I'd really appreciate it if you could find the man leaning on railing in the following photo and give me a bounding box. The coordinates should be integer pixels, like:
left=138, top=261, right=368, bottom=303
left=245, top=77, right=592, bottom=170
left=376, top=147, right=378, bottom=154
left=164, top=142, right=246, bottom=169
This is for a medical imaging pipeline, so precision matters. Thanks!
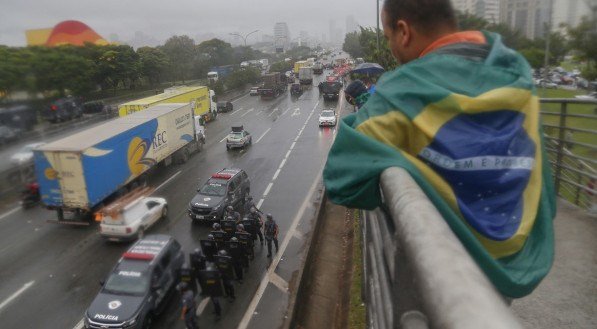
left=323, top=0, right=556, bottom=299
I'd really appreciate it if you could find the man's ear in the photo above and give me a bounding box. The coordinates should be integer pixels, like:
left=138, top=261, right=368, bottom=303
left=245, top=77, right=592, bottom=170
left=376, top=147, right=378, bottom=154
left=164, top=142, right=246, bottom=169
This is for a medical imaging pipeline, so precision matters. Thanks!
left=396, top=20, right=411, bottom=47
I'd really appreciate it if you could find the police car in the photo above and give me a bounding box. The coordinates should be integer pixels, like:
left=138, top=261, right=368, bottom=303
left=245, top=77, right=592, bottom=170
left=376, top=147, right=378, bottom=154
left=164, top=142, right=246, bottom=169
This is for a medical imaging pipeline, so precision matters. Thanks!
left=226, top=125, right=252, bottom=150
left=188, top=168, right=250, bottom=223
left=84, top=235, right=184, bottom=329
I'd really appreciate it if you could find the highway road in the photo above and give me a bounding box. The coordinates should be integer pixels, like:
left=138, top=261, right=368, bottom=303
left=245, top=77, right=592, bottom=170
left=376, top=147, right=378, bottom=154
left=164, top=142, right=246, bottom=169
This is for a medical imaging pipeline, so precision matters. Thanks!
left=0, top=69, right=348, bottom=329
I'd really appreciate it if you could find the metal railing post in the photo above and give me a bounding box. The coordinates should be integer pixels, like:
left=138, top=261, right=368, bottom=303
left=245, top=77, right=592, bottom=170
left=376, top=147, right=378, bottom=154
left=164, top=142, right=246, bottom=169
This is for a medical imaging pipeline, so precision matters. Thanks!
left=554, top=101, right=568, bottom=195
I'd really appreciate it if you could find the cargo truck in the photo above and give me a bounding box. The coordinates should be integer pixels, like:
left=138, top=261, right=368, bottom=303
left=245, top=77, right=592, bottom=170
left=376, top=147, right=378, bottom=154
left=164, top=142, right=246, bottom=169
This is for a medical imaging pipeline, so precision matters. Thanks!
left=293, top=60, right=309, bottom=75
left=258, top=72, right=286, bottom=99
left=118, top=86, right=218, bottom=123
left=207, top=65, right=235, bottom=83
left=34, top=103, right=203, bottom=224
left=312, top=62, right=324, bottom=75
left=299, top=67, right=313, bottom=85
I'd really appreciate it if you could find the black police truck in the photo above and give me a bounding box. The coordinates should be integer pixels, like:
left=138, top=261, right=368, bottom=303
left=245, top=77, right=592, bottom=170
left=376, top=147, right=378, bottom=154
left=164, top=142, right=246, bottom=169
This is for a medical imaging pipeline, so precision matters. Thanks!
left=188, top=168, right=250, bottom=223
left=84, top=235, right=184, bottom=329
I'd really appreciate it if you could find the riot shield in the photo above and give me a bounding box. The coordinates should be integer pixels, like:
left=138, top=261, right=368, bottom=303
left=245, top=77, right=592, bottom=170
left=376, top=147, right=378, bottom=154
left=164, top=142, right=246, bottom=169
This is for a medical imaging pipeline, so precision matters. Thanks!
left=215, top=255, right=235, bottom=280
left=226, top=240, right=249, bottom=268
left=235, top=231, right=255, bottom=260
left=220, top=220, right=236, bottom=238
left=200, top=239, right=218, bottom=262
left=241, top=218, right=256, bottom=237
left=189, top=250, right=206, bottom=276
left=198, top=268, right=224, bottom=297
left=179, top=264, right=197, bottom=294
left=211, top=230, right=227, bottom=247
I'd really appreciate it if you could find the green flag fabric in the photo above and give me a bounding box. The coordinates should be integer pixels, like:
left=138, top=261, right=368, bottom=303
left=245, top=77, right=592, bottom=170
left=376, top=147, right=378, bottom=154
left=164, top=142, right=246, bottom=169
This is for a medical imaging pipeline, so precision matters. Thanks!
left=323, top=31, right=555, bottom=298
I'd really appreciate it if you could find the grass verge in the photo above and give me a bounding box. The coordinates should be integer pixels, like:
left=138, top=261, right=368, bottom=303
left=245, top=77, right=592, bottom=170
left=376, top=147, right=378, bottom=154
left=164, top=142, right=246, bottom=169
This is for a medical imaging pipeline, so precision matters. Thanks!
left=348, top=209, right=366, bottom=328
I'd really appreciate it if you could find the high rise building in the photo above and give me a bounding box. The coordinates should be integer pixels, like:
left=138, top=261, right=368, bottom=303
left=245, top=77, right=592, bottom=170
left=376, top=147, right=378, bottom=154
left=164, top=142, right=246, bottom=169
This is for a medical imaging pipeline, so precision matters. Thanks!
left=451, top=0, right=500, bottom=23
left=552, top=0, right=595, bottom=30
left=299, top=30, right=309, bottom=47
left=346, top=15, right=358, bottom=33
left=499, top=0, right=551, bottom=39
left=274, top=22, right=290, bottom=50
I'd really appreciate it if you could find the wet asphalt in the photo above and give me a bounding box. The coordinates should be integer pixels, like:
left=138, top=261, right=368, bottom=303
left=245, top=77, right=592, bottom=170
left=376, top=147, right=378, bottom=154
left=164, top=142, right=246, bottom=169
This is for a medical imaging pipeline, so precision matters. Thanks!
left=0, top=68, right=349, bottom=329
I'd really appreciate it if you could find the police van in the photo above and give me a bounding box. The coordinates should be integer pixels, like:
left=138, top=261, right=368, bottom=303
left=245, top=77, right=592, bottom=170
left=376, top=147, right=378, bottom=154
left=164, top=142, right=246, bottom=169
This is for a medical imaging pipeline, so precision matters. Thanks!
left=84, top=235, right=184, bottom=328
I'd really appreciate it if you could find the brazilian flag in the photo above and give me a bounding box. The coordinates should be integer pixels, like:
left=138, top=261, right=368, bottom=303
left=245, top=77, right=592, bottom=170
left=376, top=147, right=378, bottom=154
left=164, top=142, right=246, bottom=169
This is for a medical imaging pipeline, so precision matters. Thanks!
left=323, top=31, right=555, bottom=298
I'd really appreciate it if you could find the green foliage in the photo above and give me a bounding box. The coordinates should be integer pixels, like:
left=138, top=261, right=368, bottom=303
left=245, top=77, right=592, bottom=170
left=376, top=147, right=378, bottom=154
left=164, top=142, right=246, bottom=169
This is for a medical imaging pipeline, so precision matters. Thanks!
left=196, top=38, right=234, bottom=67
left=137, top=47, right=169, bottom=87
left=224, top=67, right=261, bottom=90
left=519, top=48, right=545, bottom=68
left=567, top=16, right=597, bottom=76
left=162, top=35, right=195, bottom=83
left=342, top=31, right=364, bottom=59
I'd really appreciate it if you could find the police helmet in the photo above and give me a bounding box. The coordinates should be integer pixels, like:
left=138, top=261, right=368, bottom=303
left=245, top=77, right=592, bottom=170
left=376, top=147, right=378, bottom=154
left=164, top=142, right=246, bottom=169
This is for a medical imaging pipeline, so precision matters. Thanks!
left=207, top=234, right=214, bottom=240
left=179, top=282, right=189, bottom=291
left=226, top=216, right=234, bottom=221
left=237, top=224, right=245, bottom=231
left=266, top=213, right=273, bottom=220
left=194, top=248, right=202, bottom=255
left=218, top=249, right=229, bottom=257
left=206, top=264, right=217, bottom=271
left=227, top=205, right=234, bottom=212
left=212, top=223, right=221, bottom=230
left=250, top=206, right=257, bottom=213
left=247, top=195, right=253, bottom=200
left=230, top=237, right=238, bottom=242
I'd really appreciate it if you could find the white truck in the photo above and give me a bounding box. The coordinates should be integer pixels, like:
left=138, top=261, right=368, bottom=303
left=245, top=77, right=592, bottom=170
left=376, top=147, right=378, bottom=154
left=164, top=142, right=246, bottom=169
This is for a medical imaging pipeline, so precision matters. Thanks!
left=299, top=67, right=313, bottom=85
left=34, top=103, right=203, bottom=224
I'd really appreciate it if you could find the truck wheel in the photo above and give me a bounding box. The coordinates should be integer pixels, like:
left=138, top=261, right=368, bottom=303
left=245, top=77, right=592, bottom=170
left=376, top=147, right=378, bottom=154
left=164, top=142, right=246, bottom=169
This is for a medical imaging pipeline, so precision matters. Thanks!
left=161, top=206, right=168, bottom=219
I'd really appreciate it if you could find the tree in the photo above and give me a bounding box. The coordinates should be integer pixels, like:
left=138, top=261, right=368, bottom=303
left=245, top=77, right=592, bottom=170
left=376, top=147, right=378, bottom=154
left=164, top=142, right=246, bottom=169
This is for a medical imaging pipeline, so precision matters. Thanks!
left=567, top=16, right=597, bottom=79
left=196, top=38, right=234, bottom=67
left=519, top=48, right=545, bottom=68
left=343, top=31, right=364, bottom=59
left=0, top=47, right=30, bottom=98
left=270, top=60, right=292, bottom=73
left=29, top=47, right=95, bottom=96
left=163, top=35, right=196, bottom=83
left=137, top=47, right=169, bottom=87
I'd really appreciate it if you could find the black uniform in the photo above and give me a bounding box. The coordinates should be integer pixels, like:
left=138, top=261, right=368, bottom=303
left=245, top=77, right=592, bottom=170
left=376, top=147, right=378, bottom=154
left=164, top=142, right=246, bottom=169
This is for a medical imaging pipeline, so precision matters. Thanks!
left=264, top=217, right=279, bottom=258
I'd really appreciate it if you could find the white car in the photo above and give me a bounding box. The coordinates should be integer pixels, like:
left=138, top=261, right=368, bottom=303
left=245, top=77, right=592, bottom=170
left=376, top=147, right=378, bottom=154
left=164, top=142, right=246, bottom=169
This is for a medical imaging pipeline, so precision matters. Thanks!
left=250, top=86, right=259, bottom=96
left=318, top=109, right=337, bottom=127
left=575, top=92, right=597, bottom=100
left=99, top=196, right=168, bottom=242
left=10, top=142, right=46, bottom=166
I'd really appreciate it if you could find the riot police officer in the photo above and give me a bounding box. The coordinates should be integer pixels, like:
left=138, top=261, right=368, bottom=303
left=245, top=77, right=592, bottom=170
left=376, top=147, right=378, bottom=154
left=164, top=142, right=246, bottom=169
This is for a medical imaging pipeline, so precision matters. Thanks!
left=246, top=207, right=264, bottom=245
left=216, top=250, right=236, bottom=301
left=227, top=237, right=245, bottom=282
left=180, top=282, right=199, bottom=329
left=220, top=216, right=237, bottom=239
left=264, top=213, right=279, bottom=258
left=189, top=248, right=206, bottom=293
left=211, top=222, right=227, bottom=246
left=199, top=264, right=223, bottom=320
left=225, top=205, right=242, bottom=224
left=243, top=195, right=259, bottom=215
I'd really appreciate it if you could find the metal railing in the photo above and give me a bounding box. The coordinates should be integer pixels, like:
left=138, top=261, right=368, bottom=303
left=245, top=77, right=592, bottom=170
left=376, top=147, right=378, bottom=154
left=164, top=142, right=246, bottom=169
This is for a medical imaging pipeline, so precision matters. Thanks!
left=362, top=167, right=522, bottom=329
left=540, top=98, right=597, bottom=210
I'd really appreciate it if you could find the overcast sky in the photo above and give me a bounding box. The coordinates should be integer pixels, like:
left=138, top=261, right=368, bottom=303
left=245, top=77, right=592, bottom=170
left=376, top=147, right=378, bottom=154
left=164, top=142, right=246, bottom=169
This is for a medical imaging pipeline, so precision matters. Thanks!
left=0, top=0, right=379, bottom=47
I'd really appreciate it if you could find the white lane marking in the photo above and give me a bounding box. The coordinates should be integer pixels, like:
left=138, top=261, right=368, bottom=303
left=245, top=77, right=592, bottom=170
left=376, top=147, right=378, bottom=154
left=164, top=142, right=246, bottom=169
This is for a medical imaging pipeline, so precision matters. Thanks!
left=290, top=142, right=296, bottom=150
left=270, top=272, right=289, bottom=292
left=272, top=168, right=281, bottom=181
left=230, top=108, right=243, bottom=115
left=256, top=199, right=264, bottom=209
left=240, top=108, right=254, bottom=117
left=263, top=183, right=273, bottom=197
left=291, top=108, right=301, bottom=117
left=219, top=135, right=229, bottom=143
left=0, top=207, right=20, bottom=223
left=282, top=108, right=290, bottom=116
left=231, top=94, right=250, bottom=103
left=197, top=297, right=210, bottom=316
left=0, top=281, right=35, bottom=312
left=72, top=318, right=84, bottom=329
left=237, top=174, right=322, bottom=329
left=285, top=150, right=291, bottom=159
left=279, top=159, right=287, bottom=169
left=155, top=170, right=181, bottom=192
left=268, top=108, right=279, bottom=117
left=255, top=128, right=271, bottom=144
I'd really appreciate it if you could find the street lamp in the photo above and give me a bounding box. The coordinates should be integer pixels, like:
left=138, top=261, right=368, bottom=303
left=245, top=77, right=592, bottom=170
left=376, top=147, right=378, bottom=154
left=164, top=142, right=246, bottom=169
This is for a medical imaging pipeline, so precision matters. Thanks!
left=229, top=30, right=260, bottom=47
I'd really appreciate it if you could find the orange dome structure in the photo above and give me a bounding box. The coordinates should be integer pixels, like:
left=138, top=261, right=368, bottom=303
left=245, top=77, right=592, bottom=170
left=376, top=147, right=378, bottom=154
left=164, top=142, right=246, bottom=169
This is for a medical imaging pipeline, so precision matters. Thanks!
left=29, top=20, right=108, bottom=47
